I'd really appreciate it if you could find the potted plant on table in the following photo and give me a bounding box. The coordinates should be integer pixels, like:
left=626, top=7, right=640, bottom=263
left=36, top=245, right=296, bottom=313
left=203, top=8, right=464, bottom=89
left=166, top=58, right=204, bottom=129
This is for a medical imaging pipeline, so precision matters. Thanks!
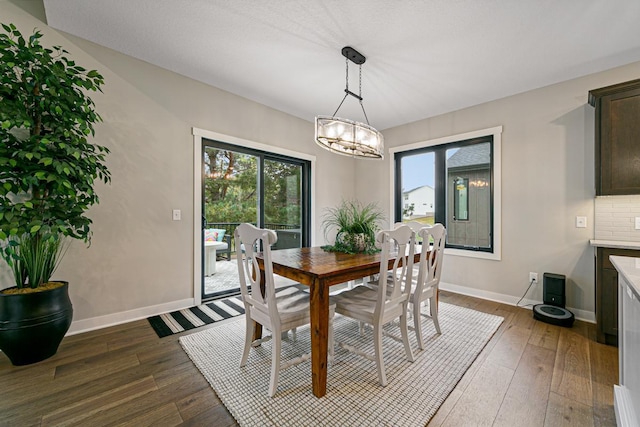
left=321, top=199, right=385, bottom=254
left=0, top=23, right=110, bottom=365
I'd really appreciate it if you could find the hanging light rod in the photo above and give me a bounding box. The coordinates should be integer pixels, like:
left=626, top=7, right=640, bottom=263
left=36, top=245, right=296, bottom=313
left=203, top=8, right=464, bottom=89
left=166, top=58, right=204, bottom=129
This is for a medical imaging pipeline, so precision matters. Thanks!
left=315, top=46, right=384, bottom=159
left=341, top=47, right=365, bottom=100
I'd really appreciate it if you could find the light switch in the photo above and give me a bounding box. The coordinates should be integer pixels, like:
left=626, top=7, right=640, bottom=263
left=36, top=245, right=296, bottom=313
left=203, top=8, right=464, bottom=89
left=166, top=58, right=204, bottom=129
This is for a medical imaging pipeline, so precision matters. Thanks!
left=575, top=216, right=587, bottom=228
left=635, top=217, right=640, bottom=230
left=172, top=209, right=181, bottom=221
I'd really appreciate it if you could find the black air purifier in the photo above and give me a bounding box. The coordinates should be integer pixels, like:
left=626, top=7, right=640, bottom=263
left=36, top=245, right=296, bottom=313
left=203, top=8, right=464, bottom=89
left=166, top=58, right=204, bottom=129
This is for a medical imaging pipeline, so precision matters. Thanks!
left=532, top=273, right=575, bottom=327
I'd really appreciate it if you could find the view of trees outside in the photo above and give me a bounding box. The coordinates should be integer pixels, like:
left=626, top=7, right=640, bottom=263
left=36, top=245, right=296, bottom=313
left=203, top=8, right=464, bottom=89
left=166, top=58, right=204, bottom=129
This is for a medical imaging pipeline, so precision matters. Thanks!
left=203, top=147, right=301, bottom=228
left=264, top=159, right=302, bottom=227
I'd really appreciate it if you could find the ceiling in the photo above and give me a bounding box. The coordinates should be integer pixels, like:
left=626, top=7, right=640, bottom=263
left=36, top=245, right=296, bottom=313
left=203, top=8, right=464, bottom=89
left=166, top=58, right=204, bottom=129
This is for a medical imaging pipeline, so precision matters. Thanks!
left=42, top=0, right=640, bottom=131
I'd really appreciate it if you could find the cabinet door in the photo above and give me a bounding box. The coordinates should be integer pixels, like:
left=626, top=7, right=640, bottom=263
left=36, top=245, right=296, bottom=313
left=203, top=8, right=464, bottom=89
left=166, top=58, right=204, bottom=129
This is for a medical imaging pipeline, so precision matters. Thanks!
left=601, top=267, right=619, bottom=339
left=595, top=247, right=637, bottom=346
left=599, top=88, right=640, bottom=195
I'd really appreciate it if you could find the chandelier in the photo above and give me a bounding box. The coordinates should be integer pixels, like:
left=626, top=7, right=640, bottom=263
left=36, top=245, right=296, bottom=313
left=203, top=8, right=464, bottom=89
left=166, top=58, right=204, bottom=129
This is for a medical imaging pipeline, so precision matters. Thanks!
left=315, top=46, right=384, bottom=159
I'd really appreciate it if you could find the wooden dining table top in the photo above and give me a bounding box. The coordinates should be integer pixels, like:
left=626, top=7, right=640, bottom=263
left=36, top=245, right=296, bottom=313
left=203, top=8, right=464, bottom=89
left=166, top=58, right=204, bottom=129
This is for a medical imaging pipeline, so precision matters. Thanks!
left=253, top=246, right=402, bottom=302
left=258, top=245, right=427, bottom=286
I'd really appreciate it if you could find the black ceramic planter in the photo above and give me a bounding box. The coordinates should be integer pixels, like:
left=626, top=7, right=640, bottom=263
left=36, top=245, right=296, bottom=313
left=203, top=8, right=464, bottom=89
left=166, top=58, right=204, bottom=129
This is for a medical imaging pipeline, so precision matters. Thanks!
left=0, top=281, right=73, bottom=365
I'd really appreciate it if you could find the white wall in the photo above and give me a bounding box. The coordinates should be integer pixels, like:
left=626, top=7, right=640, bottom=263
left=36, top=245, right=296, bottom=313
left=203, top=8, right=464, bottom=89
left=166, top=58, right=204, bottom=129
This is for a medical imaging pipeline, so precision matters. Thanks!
left=356, top=60, right=640, bottom=320
left=0, top=1, right=356, bottom=332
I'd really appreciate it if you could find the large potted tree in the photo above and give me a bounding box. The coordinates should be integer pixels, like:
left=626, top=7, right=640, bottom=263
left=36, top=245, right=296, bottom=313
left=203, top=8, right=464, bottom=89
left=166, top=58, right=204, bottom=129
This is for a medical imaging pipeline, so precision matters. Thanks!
left=0, top=23, right=110, bottom=365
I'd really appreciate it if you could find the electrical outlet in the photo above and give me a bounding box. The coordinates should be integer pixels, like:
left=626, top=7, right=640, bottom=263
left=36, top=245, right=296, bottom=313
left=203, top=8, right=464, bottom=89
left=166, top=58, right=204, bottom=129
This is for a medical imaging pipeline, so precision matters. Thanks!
left=529, top=272, right=538, bottom=283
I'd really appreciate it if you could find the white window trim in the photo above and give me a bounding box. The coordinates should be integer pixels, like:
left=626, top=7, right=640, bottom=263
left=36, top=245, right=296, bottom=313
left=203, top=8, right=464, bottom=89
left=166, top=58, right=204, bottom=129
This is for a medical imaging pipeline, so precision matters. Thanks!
left=192, top=127, right=317, bottom=305
left=389, top=126, right=502, bottom=261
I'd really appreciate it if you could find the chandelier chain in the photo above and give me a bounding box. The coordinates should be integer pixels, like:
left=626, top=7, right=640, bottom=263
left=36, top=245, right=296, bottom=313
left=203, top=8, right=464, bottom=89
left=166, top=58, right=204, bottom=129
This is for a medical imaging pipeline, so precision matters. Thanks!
left=358, top=64, right=370, bottom=125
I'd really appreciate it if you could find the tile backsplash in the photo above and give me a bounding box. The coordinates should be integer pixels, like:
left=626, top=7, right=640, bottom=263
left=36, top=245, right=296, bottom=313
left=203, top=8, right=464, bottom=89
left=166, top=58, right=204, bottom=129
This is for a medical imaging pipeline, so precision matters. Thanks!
left=595, top=195, right=640, bottom=242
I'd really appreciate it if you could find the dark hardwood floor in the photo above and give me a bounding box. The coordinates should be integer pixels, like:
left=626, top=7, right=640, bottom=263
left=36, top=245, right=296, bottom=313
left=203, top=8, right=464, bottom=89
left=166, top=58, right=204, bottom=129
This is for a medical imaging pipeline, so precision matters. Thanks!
left=0, top=291, right=617, bottom=426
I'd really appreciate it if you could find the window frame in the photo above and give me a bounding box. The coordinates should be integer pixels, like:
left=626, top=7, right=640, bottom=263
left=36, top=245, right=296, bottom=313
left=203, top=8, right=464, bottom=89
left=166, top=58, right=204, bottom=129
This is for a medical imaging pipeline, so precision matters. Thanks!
left=389, top=126, right=502, bottom=261
left=192, top=127, right=317, bottom=306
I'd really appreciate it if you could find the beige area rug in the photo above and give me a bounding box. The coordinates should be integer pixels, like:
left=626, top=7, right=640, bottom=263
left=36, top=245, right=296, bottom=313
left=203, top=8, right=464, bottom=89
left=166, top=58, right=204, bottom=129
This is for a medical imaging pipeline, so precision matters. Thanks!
left=179, top=302, right=503, bottom=427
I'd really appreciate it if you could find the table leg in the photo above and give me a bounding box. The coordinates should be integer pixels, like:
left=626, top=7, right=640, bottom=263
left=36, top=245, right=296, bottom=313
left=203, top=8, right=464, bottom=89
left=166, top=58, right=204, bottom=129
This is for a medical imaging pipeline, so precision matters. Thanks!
left=210, top=248, right=217, bottom=274
left=309, top=277, right=330, bottom=397
left=204, top=246, right=218, bottom=276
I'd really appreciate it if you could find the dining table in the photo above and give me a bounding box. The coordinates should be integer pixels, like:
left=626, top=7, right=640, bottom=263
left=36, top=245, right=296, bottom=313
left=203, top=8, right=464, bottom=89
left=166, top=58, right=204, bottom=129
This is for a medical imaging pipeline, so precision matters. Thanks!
left=255, top=245, right=427, bottom=398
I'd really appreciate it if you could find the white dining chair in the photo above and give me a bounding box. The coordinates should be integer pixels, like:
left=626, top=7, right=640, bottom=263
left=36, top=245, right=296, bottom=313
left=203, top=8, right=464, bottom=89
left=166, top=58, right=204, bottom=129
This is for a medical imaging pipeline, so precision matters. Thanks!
left=331, top=225, right=415, bottom=387
left=235, top=223, right=335, bottom=397
left=388, top=222, right=446, bottom=348
left=411, top=224, right=446, bottom=349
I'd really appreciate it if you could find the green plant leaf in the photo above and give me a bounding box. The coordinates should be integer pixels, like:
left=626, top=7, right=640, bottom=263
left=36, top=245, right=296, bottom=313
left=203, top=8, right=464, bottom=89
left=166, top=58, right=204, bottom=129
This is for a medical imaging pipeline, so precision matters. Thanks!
left=0, top=23, right=110, bottom=288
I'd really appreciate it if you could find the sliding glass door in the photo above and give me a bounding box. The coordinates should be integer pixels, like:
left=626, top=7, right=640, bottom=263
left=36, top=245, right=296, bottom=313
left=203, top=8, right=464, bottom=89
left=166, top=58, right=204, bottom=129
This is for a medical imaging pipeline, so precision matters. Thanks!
left=202, top=139, right=310, bottom=300
left=264, top=158, right=305, bottom=250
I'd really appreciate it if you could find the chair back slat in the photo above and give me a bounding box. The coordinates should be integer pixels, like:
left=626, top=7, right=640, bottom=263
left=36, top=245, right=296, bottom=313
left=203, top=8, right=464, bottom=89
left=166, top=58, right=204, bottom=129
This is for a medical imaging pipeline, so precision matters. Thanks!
left=235, top=223, right=279, bottom=321
left=394, top=221, right=426, bottom=266
left=375, top=225, right=415, bottom=316
left=415, top=224, right=446, bottom=297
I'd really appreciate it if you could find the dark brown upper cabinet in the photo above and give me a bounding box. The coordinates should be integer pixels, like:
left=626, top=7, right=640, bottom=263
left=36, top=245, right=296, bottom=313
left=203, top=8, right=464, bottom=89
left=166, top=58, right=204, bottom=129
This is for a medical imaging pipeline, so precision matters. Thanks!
left=589, top=79, right=640, bottom=195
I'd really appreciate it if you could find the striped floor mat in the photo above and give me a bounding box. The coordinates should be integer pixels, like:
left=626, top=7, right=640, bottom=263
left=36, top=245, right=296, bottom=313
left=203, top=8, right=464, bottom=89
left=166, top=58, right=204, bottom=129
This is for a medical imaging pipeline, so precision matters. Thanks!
left=147, top=296, right=245, bottom=338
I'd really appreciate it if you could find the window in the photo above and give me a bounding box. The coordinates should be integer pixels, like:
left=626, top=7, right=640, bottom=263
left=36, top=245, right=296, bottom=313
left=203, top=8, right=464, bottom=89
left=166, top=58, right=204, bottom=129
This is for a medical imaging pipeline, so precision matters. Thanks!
left=453, top=177, right=469, bottom=221
left=392, top=127, right=502, bottom=259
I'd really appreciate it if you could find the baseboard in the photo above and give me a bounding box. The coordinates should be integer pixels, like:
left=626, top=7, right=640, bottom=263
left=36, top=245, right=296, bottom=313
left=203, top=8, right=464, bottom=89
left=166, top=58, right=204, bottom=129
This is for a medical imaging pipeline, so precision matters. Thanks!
left=67, top=298, right=195, bottom=336
left=66, top=281, right=595, bottom=336
left=439, top=281, right=596, bottom=323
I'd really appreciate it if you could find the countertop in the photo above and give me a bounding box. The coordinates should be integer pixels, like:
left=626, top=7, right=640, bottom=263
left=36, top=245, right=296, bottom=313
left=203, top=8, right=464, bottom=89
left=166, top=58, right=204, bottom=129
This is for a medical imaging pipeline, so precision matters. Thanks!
left=590, top=239, right=640, bottom=250
left=610, top=256, right=640, bottom=298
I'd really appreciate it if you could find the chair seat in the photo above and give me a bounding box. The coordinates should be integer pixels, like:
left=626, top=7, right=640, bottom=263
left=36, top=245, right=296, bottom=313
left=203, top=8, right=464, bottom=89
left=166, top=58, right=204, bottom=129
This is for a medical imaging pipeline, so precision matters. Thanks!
left=248, top=284, right=337, bottom=335
left=274, top=285, right=333, bottom=323
left=408, top=281, right=436, bottom=304
left=331, top=285, right=405, bottom=321
left=377, top=275, right=436, bottom=294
